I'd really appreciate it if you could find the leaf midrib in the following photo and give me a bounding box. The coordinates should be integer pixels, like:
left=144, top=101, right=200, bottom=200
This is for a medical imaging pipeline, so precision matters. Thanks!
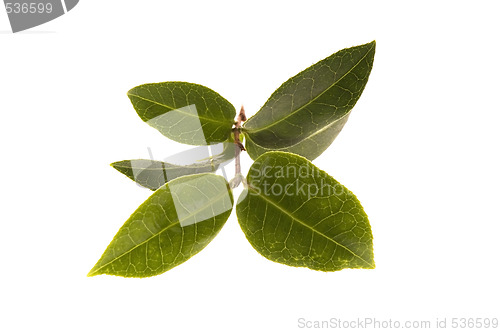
left=88, top=188, right=230, bottom=276
left=247, top=186, right=374, bottom=268
left=128, top=93, right=232, bottom=126
left=244, top=110, right=350, bottom=150
left=112, top=160, right=220, bottom=172
left=244, top=42, right=374, bottom=134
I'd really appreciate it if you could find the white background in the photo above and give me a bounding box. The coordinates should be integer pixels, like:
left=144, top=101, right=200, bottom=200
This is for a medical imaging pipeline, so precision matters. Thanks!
left=1, top=1, right=499, bottom=331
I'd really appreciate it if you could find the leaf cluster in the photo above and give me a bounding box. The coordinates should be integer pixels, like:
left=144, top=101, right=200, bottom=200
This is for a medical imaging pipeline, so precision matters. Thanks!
left=88, top=41, right=376, bottom=277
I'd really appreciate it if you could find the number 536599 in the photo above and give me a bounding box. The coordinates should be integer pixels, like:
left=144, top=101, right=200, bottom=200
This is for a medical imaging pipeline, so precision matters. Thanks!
left=5, top=2, right=53, bottom=14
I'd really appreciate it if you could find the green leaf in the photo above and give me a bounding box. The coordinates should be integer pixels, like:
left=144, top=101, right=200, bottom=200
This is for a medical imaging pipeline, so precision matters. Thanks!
left=88, top=174, right=234, bottom=278
left=242, top=41, right=375, bottom=160
left=128, top=82, right=236, bottom=145
left=236, top=152, right=374, bottom=271
left=111, top=143, right=238, bottom=190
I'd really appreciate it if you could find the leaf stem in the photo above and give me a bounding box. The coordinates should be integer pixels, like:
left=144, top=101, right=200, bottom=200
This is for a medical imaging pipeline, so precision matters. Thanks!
left=230, top=106, right=246, bottom=188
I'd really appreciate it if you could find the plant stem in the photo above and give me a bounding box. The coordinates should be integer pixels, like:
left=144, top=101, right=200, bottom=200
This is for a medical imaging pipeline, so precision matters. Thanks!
left=230, top=106, right=246, bottom=188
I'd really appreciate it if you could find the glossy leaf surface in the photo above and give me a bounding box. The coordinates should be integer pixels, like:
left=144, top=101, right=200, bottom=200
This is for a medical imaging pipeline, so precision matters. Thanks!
left=243, top=41, right=375, bottom=160
left=128, top=82, right=236, bottom=145
left=236, top=152, right=374, bottom=271
left=111, top=143, right=238, bottom=190
left=88, top=174, right=233, bottom=278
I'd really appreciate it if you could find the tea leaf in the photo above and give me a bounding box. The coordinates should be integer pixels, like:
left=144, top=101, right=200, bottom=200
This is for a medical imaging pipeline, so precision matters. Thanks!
left=111, top=143, right=238, bottom=190
left=243, top=41, right=375, bottom=160
left=236, top=152, right=374, bottom=271
left=128, top=82, right=236, bottom=145
left=88, top=174, right=233, bottom=278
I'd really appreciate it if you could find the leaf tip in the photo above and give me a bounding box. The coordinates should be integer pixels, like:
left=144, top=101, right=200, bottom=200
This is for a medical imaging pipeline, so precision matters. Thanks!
left=109, top=161, right=121, bottom=169
left=364, top=40, right=376, bottom=52
left=86, top=268, right=98, bottom=277
left=110, top=160, right=131, bottom=172
left=125, top=86, right=136, bottom=97
left=87, top=262, right=103, bottom=277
